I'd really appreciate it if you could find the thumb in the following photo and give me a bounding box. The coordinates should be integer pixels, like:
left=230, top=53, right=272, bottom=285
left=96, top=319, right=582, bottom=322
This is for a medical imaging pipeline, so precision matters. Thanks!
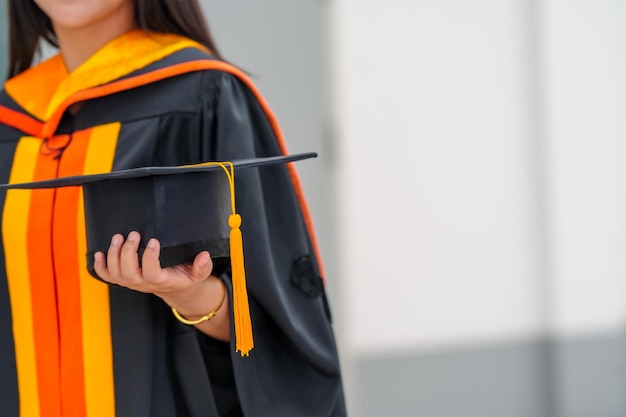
left=190, top=251, right=213, bottom=282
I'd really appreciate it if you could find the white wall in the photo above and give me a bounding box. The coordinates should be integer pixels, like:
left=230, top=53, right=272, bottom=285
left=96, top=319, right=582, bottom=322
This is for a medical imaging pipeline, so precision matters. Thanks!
left=332, top=0, right=543, bottom=354
left=331, top=0, right=626, bottom=356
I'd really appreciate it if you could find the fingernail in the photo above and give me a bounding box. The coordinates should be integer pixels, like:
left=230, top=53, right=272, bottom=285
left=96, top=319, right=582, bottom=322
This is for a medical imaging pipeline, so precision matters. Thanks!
left=111, top=234, right=123, bottom=246
left=128, top=231, right=139, bottom=242
left=147, top=238, right=157, bottom=249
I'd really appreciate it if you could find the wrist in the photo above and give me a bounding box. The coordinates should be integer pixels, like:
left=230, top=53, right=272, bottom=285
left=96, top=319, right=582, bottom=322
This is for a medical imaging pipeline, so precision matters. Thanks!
left=161, top=276, right=226, bottom=321
left=172, top=278, right=226, bottom=324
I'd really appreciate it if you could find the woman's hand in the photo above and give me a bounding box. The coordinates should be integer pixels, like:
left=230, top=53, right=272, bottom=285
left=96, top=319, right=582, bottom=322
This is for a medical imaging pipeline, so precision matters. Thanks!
left=93, top=231, right=230, bottom=341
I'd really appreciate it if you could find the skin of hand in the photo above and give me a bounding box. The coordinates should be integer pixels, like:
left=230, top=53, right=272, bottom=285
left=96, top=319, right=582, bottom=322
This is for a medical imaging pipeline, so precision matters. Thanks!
left=93, top=231, right=231, bottom=341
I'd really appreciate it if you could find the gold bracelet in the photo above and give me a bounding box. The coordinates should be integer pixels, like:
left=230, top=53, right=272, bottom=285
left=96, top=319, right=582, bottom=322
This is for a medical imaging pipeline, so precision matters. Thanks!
left=171, top=279, right=226, bottom=325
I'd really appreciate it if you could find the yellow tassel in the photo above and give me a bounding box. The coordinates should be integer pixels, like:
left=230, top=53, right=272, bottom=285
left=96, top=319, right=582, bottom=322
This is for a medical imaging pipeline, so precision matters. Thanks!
left=181, top=160, right=254, bottom=356
left=229, top=213, right=254, bottom=356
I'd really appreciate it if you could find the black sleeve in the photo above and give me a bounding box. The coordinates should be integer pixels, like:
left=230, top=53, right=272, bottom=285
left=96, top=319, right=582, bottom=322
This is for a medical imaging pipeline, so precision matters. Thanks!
left=195, top=70, right=345, bottom=417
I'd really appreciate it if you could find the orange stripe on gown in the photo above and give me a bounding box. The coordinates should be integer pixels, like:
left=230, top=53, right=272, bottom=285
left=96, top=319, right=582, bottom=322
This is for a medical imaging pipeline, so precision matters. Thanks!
left=50, top=124, right=120, bottom=417
left=54, top=130, right=90, bottom=417
left=27, top=136, right=66, bottom=417
left=77, top=123, right=120, bottom=417
left=2, top=137, right=45, bottom=417
left=3, top=123, right=120, bottom=417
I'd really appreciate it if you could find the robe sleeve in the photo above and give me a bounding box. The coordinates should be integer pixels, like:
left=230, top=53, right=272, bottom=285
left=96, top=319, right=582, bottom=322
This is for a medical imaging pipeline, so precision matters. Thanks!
left=194, top=70, right=346, bottom=417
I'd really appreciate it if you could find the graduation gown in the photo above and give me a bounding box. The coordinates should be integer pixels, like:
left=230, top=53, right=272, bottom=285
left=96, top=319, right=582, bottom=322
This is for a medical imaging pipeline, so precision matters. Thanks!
left=0, top=30, right=345, bottom=417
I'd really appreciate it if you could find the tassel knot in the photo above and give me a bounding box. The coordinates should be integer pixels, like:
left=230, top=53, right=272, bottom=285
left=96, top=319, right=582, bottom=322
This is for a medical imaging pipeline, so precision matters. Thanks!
left=229, top=213, right=242, bottom=228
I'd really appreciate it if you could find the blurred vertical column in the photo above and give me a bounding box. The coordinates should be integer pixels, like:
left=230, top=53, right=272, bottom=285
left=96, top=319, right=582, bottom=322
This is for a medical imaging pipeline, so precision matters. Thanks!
left=539, top=1, right=626, bottom=415
left=540, top=0, right=626, bottom=342
left=0, top=0, right=7, bottom=81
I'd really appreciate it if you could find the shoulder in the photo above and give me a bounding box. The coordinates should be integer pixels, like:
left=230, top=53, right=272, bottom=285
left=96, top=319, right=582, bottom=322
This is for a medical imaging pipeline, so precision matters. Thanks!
left=125, top=47, right=250, bottom=89
left=117, top=47, right=260, bottom=106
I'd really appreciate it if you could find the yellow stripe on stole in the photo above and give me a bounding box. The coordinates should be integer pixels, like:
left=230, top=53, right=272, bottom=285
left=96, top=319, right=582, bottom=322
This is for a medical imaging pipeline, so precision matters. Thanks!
left=77, top=123, right=120, bottom=417
left=2, top=137, right=42, bottom=417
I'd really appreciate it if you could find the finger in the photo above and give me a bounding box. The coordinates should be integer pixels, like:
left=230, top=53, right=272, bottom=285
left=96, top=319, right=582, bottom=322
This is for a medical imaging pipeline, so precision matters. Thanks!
left=189, top=251, right=213, bottom=282
left=93, top=251, right=113, bottom=283
left=141, top=238, right=163, bottom=281
left=120, top=231, right=142, bottom=278
left=105, top=233, right=124, bottom=278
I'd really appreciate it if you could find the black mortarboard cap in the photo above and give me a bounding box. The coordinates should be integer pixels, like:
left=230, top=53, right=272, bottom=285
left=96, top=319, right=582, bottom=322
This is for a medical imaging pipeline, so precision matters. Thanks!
left=0, top=151, right=317, bottom=356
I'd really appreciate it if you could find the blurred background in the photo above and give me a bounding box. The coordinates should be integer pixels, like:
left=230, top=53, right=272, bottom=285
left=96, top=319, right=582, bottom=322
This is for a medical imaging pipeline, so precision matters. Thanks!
left=3, top=1, right=626, bottom=416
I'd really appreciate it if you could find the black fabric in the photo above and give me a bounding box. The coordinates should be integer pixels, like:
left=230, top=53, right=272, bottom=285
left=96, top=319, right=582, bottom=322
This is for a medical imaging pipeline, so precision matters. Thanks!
left=199, top=334, right=243, bottom=417
left=291, top=255, right=324, bottom=297
left=0, top=90, right=30, bottom=115
left=0, top=135, right=18, bottom=416
left=0, top=119, right=25, bottom=142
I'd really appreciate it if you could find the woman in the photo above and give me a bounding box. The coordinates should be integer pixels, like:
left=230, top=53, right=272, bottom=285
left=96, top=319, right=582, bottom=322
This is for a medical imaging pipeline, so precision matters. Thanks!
left=0, top=0, right=346, bottom=416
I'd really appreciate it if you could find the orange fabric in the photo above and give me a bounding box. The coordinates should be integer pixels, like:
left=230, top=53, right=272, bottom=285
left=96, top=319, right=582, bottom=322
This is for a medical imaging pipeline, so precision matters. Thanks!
left=5, top=31, right=208, bottom=122
left=2, top=137, right=44, bottom=417
left=27, top=140, right=62, bottom=417
left=3, top=56, right=67, bottom=122
left=0, top=106, right=44, bottom=137
left=77, top=123, right=120, bottom=417
left=54, top=129, right=92, bottom=417
left=4, top=127, right=120, bottom=417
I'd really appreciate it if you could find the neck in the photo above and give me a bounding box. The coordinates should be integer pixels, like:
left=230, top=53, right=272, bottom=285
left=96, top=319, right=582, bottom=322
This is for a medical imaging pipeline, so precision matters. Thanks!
left=54, top=9, right=137, bottom=73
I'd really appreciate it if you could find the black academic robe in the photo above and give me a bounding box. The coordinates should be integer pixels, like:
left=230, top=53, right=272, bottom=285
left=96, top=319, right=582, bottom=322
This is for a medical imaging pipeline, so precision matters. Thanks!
left=0, top=31, right=345, bottom=417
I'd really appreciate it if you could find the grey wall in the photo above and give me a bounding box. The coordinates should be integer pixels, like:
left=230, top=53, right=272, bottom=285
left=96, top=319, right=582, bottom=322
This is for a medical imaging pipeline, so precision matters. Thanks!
left=358, top=331, right=626, bottom=417
left=0, top=0, right=7, bottom=81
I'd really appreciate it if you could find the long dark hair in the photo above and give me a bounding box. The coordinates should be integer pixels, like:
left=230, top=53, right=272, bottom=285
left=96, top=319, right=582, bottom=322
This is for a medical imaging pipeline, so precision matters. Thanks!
left=7, top=0, right=223, bottom=78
